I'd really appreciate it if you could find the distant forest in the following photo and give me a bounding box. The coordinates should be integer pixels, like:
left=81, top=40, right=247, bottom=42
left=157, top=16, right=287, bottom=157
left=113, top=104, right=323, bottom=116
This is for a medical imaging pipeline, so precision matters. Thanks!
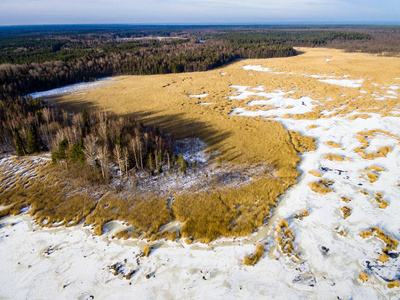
left=0, top=25, right=399, bottom=161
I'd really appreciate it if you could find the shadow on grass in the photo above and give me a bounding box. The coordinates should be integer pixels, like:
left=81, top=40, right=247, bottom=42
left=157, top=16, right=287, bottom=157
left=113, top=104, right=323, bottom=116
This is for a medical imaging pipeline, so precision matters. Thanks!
left=49, top=96, right=236, bottom=160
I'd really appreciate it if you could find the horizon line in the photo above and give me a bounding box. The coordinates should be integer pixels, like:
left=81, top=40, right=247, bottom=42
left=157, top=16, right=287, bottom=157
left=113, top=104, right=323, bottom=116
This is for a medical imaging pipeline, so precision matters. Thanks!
left=1, top=22, right=400, bottom=28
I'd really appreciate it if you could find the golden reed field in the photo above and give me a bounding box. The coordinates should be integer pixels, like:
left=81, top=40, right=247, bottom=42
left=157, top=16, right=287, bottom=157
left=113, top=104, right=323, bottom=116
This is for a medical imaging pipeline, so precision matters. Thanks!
left=2, top=47, right=400, bottom=242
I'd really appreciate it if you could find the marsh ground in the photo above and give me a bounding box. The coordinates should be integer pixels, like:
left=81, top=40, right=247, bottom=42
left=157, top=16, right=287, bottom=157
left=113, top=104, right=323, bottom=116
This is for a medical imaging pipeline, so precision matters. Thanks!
left=1, top=47, right=400, bottom=298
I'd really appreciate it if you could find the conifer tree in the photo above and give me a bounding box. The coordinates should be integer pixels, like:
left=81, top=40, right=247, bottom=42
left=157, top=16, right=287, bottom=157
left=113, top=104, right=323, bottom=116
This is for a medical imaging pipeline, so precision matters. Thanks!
left=26, top=126, right=39, bottom=154
left=14, top=130, right=25, bottom=156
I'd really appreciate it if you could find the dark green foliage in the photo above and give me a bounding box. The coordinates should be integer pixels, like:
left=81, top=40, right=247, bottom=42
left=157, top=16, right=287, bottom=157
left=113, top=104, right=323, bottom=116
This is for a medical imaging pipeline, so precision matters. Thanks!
left=69, top=139, right=85, bottom=164
left=14, top=130, right=25, bottom=156
left=26, top=126, right=39, bottom=154
left=82, top=107, right=90, bottom=132
left=177, top=153, right=188, bottom=175
left=52, top=139, right=68, bottom=162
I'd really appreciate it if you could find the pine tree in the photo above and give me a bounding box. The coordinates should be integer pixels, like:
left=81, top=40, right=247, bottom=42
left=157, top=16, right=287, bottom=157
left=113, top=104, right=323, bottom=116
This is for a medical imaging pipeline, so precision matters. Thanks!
left=14, top=130, right=25, bottom=156
left=26, top=126, right=39, bottom=154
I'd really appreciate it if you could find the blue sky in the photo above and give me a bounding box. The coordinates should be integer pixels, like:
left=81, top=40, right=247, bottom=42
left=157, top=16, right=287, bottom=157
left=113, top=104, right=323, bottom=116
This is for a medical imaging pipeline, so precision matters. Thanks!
left=0, top=0, right=399, bottom=25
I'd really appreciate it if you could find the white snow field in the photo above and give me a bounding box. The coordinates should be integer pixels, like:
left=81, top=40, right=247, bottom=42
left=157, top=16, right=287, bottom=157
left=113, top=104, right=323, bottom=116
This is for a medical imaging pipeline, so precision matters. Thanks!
left=27, top=77, right=116, bottom=99
left=1, top=67, right=400, bottom=299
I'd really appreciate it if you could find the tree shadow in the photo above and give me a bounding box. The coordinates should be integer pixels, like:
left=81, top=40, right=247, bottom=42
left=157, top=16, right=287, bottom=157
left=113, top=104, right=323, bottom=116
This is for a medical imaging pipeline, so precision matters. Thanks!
left=48, top=96, right=236, bottom=160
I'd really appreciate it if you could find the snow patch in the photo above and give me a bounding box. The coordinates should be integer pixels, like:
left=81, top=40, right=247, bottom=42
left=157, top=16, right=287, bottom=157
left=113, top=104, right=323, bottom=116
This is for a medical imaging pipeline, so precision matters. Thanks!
left=318, top=78, right=364, bottom=88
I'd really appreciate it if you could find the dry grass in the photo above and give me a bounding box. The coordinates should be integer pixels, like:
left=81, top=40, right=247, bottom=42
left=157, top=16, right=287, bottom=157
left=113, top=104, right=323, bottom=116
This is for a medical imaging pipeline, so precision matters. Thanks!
left=375, top=193, right=389, bottom=209
left=341, top=206, right=352, bottom=219
left=326, top=141, right=342, bottom=148
left=243, top=243, right=265, bottom=266
left=173, top=176, right=291, bottom=242
left=143, top=245, right=151, bottom=257
left=294, top=209, right=309, bottom=221
left=308, top=170, right=322, bottom=177
left=288, top=130, right=316, bottom=154
left=360, top=227, right=399, bottom=251
left=5, top=47, right=400, bottom=242
left=354, top=130, right=400, bottom=160
left=377, top=253, right=390, bottom=263
left=369, top=165, right=386, bottom=172
left=341, top=196, right=351, bottom=203
left=275, top=219, right=298, bottom=258
left=359, top=272, right=371, bottom=283
left=324, top=153, right=344, bottom=162
left=308, top=179, right=334, bottom=194
left=388, top=279, right=400, bottom=288
left=334, top=226, right=347, bottom=237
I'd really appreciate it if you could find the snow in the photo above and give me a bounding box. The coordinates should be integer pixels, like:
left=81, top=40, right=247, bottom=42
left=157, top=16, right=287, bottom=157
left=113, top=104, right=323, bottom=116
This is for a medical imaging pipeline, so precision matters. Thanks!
left=188, top=93, right=208, bottom=98
left=228, top=81, right=400, bottom=298
left=229, top=85, right=318, bottom=117
left=27, top=77, right=115, bottom=99
left=242, top=65, right=270, bottom=72
left=317, top=78, right=364, bottom=88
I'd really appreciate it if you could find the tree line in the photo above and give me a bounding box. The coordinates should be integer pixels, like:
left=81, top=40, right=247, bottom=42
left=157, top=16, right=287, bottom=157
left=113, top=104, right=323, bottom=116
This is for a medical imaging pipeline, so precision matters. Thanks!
left=0, top=96, right=190, bottom=181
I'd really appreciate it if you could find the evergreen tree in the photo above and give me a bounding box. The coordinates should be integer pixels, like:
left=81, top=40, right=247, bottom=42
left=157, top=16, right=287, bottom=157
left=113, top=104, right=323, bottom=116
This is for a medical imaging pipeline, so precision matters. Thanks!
left=14, top=130, right=25, bottom=156
left=26, top=126, right=39, bottom=154
left=69, top=138, right=85, bottom=164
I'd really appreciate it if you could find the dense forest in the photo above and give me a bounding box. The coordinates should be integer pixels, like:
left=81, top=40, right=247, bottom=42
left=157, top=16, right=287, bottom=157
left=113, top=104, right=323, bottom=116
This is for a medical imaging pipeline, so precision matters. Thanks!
left=0, top=25, right=399, bottom=164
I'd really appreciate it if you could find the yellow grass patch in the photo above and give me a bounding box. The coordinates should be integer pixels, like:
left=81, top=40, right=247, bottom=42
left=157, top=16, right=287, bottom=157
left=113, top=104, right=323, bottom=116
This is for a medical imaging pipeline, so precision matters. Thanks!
left=307, top=124, right=318, bottom=129
left=359, top=272, right=371, bottom=283
left=308, top=170, right=322, bottom=177
left=334, top=226, right=347, bottom=237
left=308, top=179, right=334, bottom=194
left=275, top=219, right=298, bottom=258
left=369, top=165, right=386, bottom=172
left=326, top=141, right=342, bottom=148
left=354, top=130, right=400, bottom=160
left=375, top=193, right=389, bottom=209
left=341, top=206, right=352, bottom=219
left=377, top=253, right=390, bottom=263
left=388, top=279, right=400, bottom=288
left=360, top=227, right=399, bottom=251
left=324, top=153, right=344, bottom=162
left=243, top=243, right=265, bottom=266
left=288, top=130, right=316, bottom=154
left=341, top=196, right=351, bottom=203
left=294, top=209, right=309, bottom=221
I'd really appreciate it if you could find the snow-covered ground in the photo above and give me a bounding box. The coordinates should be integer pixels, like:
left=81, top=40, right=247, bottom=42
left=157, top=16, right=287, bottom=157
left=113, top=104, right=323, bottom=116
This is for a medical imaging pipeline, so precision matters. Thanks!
left=27, top=77, right=116, bottom=99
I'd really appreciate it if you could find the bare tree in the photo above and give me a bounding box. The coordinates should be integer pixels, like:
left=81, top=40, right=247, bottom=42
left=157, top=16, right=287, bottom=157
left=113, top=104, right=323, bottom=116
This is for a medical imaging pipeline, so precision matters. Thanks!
left=130, top=138, right=139, bottom=169
left=98, top=145, right=109, bottom=179
left=83, top=134, right=98, bottom=168
left=114, top=144, right=123, bottom=178
left=123, top=147, right=129, bottom=175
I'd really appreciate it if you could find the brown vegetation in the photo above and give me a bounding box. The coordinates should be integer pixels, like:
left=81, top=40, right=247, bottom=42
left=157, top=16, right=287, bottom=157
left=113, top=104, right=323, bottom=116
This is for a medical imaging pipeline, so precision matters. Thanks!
left=308, top=179, right=334, bottom=194
left=360, top=227, right=398, bottom=251
left=308, top=170, right=322, bottom=177
left=243, top=243, right=265, bottom=266
left=354, top=130, right=400, bottom=160
left=326, top=141, right=342, bottom=148
left=294, top=209, right=309, bottom=221
left=275, top=219, right=298, bottom=258
left=324, top=153, right=344, bottom=162
left=341, top=206, right=352, bottom=219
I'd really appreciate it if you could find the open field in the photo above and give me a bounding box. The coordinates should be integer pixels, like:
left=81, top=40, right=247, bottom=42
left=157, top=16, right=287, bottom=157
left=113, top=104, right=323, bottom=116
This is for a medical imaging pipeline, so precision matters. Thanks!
left=1, top=47, right=400, bottom=298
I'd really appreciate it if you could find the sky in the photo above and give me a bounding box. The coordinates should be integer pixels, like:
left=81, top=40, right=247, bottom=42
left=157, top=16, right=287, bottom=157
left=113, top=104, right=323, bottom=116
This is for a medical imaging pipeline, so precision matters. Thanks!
left=0, top=0, right=399, bottom=26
